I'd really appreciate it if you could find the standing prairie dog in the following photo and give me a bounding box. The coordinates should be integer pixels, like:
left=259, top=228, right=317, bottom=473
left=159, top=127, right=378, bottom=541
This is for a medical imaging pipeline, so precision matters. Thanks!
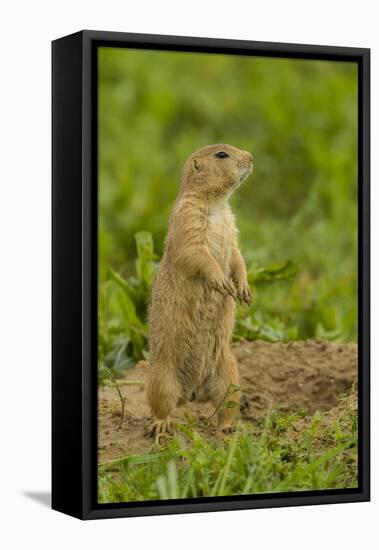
left=145, top=144, right=253, bottom=435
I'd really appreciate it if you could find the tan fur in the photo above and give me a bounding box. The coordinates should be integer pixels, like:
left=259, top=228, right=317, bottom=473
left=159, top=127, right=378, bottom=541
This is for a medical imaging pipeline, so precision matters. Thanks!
left=145, top=144, right=253, bottom=434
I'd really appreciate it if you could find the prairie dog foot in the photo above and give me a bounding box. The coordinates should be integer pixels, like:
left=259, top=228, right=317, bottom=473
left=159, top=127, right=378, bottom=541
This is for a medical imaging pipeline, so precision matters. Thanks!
left=148, top=419, right=172, bottom=438
left=218, top=423, right=236, bottom=435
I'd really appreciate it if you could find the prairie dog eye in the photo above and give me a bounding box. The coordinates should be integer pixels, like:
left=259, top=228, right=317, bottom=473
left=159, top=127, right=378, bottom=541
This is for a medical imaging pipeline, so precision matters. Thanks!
left=214, top=151, right=229, bottom=159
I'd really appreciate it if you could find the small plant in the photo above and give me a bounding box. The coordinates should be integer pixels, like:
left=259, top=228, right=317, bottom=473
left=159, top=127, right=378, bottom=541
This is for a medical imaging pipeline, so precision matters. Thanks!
left=202, top=383, right=243, bottom=427
left=98, top=232, right=158, bottom=376
left=98, top=364, right=126, bottom=429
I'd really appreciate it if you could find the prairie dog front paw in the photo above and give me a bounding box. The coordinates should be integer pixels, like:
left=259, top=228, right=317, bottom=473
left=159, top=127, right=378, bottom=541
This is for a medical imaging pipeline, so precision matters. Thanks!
left=235, top=279, right=253, bottom=305
left=208, top=275, right=236, bottom=299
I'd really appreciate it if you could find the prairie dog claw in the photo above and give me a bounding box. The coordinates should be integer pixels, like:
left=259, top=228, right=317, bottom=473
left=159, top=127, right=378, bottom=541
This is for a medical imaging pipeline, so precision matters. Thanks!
left=148, top=419, right=172, bottom=437
left=234, top=280, right=253, bottom=305
left=209, top=277, right=236, bottom=299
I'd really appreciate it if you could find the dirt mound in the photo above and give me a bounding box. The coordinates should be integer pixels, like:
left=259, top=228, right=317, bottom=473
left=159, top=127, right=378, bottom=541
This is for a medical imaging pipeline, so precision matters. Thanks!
left=234, top=339, right=357, bottom=419
left=98, top=340, right=357, bottom=464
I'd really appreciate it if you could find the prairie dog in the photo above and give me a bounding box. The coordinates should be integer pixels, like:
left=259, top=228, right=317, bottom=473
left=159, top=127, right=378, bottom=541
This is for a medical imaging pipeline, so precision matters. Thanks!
left=145, top=144, right=253, bottom=434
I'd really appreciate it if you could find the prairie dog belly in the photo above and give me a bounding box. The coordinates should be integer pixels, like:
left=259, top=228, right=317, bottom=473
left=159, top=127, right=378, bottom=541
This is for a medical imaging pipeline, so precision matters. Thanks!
left=176, top=203, right=237, bottom=389
left=206, top=203, right=236, bottom=273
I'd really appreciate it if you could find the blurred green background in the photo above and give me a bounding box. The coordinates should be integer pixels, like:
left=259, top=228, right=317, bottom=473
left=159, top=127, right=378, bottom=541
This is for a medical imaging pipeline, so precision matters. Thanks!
left=98, top=47, right=358, bottom=374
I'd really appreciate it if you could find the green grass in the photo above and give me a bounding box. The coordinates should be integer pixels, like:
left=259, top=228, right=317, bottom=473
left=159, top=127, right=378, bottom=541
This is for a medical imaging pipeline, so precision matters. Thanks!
left=98, top=399, right=358, bottom=503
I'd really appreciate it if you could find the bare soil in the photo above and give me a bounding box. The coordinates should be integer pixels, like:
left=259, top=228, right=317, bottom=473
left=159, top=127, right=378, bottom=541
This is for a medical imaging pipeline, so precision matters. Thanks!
left=98, top=340, right=357, bottom=464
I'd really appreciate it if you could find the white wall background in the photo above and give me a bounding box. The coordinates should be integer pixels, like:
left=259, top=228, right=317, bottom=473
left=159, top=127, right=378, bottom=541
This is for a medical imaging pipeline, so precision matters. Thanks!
left=0, top=1, right=376, bottom=548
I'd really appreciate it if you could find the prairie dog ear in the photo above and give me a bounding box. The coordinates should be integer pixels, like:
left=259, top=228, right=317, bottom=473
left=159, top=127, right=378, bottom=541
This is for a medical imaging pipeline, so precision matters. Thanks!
left=193, top=158, right=201, bottom=172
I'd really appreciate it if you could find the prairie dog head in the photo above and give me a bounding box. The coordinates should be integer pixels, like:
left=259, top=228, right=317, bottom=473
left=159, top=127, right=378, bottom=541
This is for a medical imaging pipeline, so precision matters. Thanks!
left=180, top=144, right=253, bottom=200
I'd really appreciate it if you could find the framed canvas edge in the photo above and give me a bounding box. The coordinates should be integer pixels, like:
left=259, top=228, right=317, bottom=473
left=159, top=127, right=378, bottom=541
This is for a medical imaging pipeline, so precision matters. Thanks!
left=52, top=30, right=370, bottom=520
left=57, top=29, right=371, bottom=58
left=52, top=31, right=85, bottom=519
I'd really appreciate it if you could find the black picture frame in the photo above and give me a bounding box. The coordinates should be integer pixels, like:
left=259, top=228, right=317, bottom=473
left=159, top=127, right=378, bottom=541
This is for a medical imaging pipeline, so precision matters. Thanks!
left=52, top=30, right=370, bottom=520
